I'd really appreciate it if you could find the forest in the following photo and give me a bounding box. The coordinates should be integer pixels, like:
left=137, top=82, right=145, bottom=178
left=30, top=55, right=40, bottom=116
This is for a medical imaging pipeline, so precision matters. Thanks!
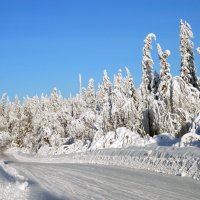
left=1, top=20, right=200, bottom=153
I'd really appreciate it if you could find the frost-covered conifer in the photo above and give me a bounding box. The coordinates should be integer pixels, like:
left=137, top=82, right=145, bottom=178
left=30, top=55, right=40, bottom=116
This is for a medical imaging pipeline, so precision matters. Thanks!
left=80, top=110, right=97, bottom=140
left=121, top=68, right=140, bottom=131
left=8, top=96, right=23, bottom=146
left=152, top=70, right=160, bottom=99
left=96, top=70, right=112, bottom=132
left=12, top=96, right=22, bottom=120
left=84, top=79, right=96, bottom=110
left=35, top=111, right=65, bottom=152
left=35, top=113, right=51, bottom=151
left=97, top=70, right=112, bottom=108
left=41, top=94, right=48, bottom=112
left=68, top=118, right=85, bottom=139
left=157, top=43, right=171, bottom=101
left=180, top=20, right=198, bottom=88
left=114, top=69, right=123, bottom=92
left=50, top=88, right=63, bottom=112
left=0, top=94, right=6, bottom=117
left=141, top=33, right=156, bottom=100
left=20, top=97, right=35, bottom=149
left=0, top=94, right=7, bottom=132
left=5, top=96, right=11, bottom=123
left=31, top=95, right=40, bottom=115
left=140, top=34, right=156, bottom=136
left=124, top=67, right=137, bottom=100
left=112, top=69, right=127, bottom=129
left=103, top=70, right=112, bottom=90
left=23, top=97, right=34, bottom=132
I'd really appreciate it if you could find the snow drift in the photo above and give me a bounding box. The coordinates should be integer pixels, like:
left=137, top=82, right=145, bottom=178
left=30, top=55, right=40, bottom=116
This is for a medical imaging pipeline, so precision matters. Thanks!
left=0, top=159, right=29, bottom=200
left=12, top=145, right=200, bottom=181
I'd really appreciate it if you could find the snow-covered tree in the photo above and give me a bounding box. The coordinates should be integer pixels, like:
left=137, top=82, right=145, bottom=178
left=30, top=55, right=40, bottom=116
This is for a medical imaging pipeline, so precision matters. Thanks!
left=84, top=79, right=96, bottom=110
left=123, top=67, right=137, bottom=100
left=120, top=67, right=140, bottom=132
left=35, top=111, right=65, bottom=152
left=0, top=94, right=7, bottom=132
left=41, top=94, right=48, bottom=112
left=5, top=96, right=11, bottom=123
left=112, top=69, right=127, bottom=129
left=19, top=97, right=35, bottom=149
left=140, top=34, right=157, bottom=136
left=12, top=96, right=22, bottom=120
left=68, top=118, right=86, bottom=140
left=31, top=95, right=40, bottom=115
left=50, top=88, right=63, bottom=112
left=96, top=70, right=112, bottom=132
left=141, top=33, right=156, bottom=100
left=8, top=96, right=23, bottom=146
left=180, top=20, right=198, bottom=89
left=114, top=69, right=123, bottom=92
left=152, top=70, right=160, bottom=99
left=157, top=43, right=171, bottom=102
left=102, top=70, right=112, bottom=94
left=0, top=94, right=6, bottom=117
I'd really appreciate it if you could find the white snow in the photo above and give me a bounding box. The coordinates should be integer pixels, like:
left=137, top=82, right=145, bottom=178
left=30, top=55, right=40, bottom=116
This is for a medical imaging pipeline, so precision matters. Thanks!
left=7, top=125, right=200, bottom=183
left=2, top=152, right=200, bottom=200
left=28, top=127, right=156, bottom=156
left=1, top=126, right=200, bottom=200
left=153, top=132, right=178, bottom=146
left=90, top=127, right=155, bottom=150
left=0, top=159, right=29, bottom=200
left=164, top=49, right=171, bottom=56
left=178, top=132, right=200, bottom=147
left=32, top=125, right=200, bottom=156
left=0, top=132, right=11, bottom=150
left=10, top=143, right=200, bottom=181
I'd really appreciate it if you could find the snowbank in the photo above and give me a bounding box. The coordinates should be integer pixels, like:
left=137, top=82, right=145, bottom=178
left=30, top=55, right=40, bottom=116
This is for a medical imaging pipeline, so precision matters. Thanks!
left=12, top=145, right=200, bottom=181
left=178, top=132, right=200, bottom=147
left=153, top=133, right=178, bottom=146
left=175, top=114, right=200, bottom=147
left=35, top=127, right=156, bottom=155
left=0, top=160, right=29, bottom=200
left=90, top=127, right=155, bottom=150
left=7, top=126, right=200, bottom=182
left=37, top=139, right=91, bottom=155
left=20, top=126, right=200, bottom=157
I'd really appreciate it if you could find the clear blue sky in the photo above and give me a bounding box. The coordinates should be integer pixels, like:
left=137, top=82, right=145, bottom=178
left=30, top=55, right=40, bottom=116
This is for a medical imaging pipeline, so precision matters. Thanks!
left=0, top=0, right=200, bottom=100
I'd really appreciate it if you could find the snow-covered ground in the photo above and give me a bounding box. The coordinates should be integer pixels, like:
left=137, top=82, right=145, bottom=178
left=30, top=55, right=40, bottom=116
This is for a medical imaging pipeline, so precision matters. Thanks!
left=11, top=144, right=200, bottom=181
left=1, top=127, right=200, bottom=199
left=5, top=127, right=200, bottom=182
left=1, top=154, right=200, bottom=200
left=0, top=155, right=29, bottom=200
left=31, top=126, right=200, bottom=156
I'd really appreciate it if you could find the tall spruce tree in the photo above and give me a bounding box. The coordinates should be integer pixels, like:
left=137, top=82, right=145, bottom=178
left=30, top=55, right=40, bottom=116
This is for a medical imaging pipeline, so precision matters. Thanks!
left=141, top=33, right=156, bottom=100
left=157, top=43, right=171, bottom=101
left=180, top=20, right=198, bottom=89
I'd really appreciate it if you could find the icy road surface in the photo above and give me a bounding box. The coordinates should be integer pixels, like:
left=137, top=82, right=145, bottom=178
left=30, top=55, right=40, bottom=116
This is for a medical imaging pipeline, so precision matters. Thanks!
left=5, top=159, right=200, bottom=200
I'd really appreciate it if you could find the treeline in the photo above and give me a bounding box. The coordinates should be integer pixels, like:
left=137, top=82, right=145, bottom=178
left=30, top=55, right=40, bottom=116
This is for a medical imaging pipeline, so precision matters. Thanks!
left=0, top=20, right=200, bottom=152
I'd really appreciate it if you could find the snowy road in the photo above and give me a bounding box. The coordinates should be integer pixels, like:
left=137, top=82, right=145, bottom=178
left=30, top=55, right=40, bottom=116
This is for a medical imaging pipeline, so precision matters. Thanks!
left=4, top=158, right=200, bottom=200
